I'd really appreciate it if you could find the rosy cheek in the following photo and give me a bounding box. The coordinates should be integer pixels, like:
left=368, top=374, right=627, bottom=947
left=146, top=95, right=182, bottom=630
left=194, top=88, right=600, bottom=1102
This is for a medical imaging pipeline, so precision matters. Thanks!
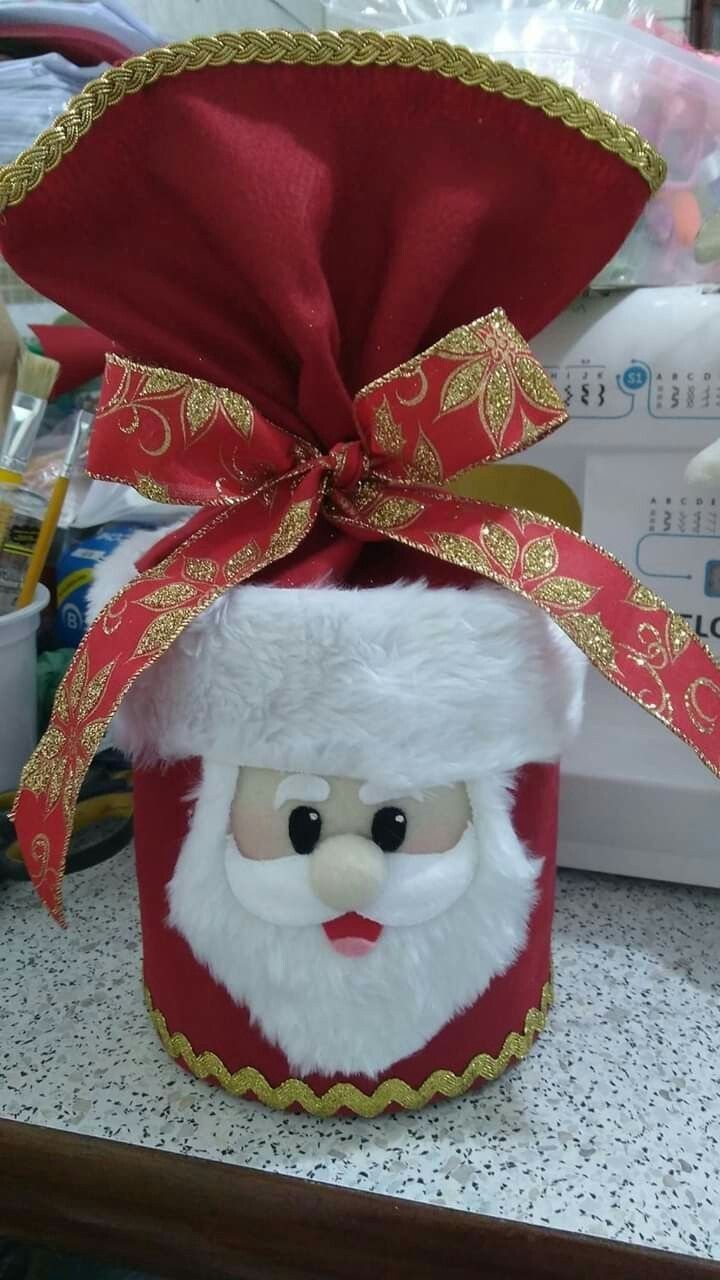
left=404, top=820, right=467, bottom=855
left=230, top=806, right=288, bottom=860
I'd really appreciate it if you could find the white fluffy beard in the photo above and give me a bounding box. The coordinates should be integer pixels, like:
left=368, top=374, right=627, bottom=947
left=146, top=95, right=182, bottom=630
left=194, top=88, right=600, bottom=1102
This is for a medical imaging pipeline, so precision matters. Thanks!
left=167, top=762, right=540, bottom=1078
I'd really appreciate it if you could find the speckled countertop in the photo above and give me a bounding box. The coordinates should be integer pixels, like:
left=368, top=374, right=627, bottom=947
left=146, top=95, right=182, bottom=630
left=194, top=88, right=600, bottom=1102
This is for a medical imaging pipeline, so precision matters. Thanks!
left=1, top=851, right=719, bottom=1260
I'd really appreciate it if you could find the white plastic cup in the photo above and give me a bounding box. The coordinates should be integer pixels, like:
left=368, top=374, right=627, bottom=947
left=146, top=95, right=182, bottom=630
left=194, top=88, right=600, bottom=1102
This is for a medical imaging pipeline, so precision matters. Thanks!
left=0, top=585, right=50, bottom=792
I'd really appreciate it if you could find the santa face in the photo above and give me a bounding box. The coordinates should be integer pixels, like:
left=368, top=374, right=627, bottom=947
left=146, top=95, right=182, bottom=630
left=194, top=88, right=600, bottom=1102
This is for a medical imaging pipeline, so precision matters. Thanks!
left=168, top=763, right=540, bottom=1077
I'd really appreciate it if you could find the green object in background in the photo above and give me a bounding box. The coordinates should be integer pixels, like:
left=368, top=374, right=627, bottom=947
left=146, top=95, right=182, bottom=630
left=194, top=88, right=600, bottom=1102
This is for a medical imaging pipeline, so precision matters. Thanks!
left=37, top=648, right=75, bottom=735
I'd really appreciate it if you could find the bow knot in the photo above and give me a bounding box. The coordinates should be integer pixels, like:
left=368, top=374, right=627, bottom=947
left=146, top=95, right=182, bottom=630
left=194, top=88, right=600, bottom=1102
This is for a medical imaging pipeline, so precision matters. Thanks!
left=13, top=306, right=720, bottom=924
left=324, top=440, right=369, bottom=492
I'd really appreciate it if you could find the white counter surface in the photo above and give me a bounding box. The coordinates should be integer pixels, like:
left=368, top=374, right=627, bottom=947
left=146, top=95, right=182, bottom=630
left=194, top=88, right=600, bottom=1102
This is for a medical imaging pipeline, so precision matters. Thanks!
left=2, top=851, right=718, bottom=1260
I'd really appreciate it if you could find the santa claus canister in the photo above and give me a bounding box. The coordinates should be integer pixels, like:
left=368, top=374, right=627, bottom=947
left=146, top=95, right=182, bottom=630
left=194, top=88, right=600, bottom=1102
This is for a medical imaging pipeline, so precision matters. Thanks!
left=3, top=30, right=719, bottom=1117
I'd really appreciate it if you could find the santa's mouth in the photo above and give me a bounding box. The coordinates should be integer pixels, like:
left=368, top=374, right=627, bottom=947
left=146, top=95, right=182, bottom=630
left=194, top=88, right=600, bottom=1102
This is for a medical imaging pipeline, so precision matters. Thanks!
left=322, top=913, right=383, bottom=957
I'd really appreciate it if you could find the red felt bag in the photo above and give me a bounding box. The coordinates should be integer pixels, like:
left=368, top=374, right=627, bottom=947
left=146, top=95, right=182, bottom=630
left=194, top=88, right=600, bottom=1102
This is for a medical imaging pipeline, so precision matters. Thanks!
left=3, top=32, right=715, bottom=1115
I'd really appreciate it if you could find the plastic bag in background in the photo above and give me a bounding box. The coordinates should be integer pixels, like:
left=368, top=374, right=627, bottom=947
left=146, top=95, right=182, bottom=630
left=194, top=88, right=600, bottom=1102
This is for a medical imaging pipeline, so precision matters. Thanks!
left=20, top=413, right=193, bottom=531
left=12, top=394, right=195, bottom=531
left=325, top=0, right=720, bottom=288
left=0, top=54, right=108, bottom=165
left=22, top=412, right=92, bottom=528
left=327, top=0, right=693, bottom=21
left=71, top=479, right=197, bottom=530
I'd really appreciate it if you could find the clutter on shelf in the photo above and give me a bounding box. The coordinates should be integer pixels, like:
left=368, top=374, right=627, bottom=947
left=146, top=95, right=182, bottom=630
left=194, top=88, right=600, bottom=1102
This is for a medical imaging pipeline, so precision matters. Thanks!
left=327, top=0, right=720, bottom=288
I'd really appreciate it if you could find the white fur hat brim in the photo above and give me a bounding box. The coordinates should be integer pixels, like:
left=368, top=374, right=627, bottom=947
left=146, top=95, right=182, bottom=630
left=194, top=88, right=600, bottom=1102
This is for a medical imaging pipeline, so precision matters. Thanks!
left=88, top=528, right=585, bottom=786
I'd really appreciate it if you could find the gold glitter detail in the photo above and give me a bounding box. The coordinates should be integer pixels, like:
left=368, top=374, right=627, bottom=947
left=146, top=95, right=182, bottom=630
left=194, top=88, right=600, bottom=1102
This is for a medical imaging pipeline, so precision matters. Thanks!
left=358, top=310, right=568, bottom=466
left=77, top=661, right=114, bottom=720
left=219, top=388, right=253, bottom=437
left=185, top=383, right=216, bottom=433
left=367, top=497, right=424, bottom=530
left=521, top=414, right=543, bottom=445
left=54, top=683, right=69, bottom=723
left=532, top=577, right=598, bottom=609
left=134, top=474, right=170, bottom=504
left=103, top=355, right=257, bottom=457
left=436, top=327, right=484, bottom=358
left=440, top=358, right=487, bottom=415
left=29, top=834, right=50, bottom=882
left=355, top=510, right=720, bottom=781
left=17, top=649, right=115, bottom=823
left=515, top=355, right=564, bottom=411
left=351, top=478, right=382, bottom=509
left=483, top=522, right=519, bottom=574
left=13, top=507, right=242, bottom=923
left=101, top=598, right=128, bottom=634
left=521, top=535, right=558, bottom=580
left=405, top=432, right=443, bottom=486
left=20, top=726, right=66, bottom=802
left=133, top=607, right=198, bottom=658
left=485, top=364, right=513, bottom=439
left=267, top=499, right=315, bottom=560
left=623, top=648, right=674, bottom=721
left=225, top=541, right=261, bottom=581
left=558, top=612, right=616, bottom=670
left=667, top=613, right=694, bottom=659
left=184, top=557, right=218, bottom=583
left=431, top=532, right=493, bottom=576
left=145, top=978, right=553, bottom=1117
left=0, top=32, right=664, bottom=218
left=139, top=583, right=198, bottom=609
left=685, top=677, right=720, bottom=736
left=373, top=398, right=405, bottom=456
left=627, top=583, right=663, bottom=611
left=396, top=367, right=428, bottom=408
left=69, top=654, right=89, bottom=707
left=80, top=720, right=108, bottom=756
left=142, top=369, right=186, bottom=395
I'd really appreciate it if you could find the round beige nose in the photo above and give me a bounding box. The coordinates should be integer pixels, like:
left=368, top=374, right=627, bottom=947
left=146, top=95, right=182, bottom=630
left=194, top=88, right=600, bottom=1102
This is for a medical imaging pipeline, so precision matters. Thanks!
left=309, top=834, right=386, bottom=913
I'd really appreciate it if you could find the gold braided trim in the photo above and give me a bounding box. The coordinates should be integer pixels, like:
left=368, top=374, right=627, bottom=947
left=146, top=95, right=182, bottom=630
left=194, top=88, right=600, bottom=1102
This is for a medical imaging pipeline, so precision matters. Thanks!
left=144, top=978, right=553, bottom=1117
left=0, top=31, right=664, bottom=213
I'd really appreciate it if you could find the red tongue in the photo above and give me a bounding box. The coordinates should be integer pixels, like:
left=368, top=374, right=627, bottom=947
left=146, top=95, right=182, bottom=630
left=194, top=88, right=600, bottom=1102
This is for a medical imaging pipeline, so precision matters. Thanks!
left=323, top=913, right=383, bottom=957
left=324, top=913, right=383, bottom=943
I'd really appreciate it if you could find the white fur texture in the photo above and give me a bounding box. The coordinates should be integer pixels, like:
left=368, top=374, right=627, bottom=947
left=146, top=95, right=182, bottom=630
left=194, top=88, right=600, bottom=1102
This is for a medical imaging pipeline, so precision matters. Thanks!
left=167, top=761, right=540, bottom=1077
left=88, top=528, right=585, bottom=786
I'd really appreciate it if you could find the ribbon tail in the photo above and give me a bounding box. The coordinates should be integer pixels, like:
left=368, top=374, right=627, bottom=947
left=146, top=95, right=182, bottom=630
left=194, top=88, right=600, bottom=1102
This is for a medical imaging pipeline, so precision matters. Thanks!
left=13, top=476, right=321, bottom=923
left=331, top=487, right=720, bottom=779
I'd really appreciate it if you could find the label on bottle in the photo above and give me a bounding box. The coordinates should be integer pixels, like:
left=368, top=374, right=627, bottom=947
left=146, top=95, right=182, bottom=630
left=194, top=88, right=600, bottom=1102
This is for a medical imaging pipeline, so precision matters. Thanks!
left=0, top=513, right=41, bottom=614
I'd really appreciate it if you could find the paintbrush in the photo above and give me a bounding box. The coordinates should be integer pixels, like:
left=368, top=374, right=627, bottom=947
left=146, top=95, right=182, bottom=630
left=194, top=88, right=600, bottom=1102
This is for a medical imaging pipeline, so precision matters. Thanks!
left=17, top=409, right=93, bottom=610
left=0, top=346, right=60, bottom=485
left=0, top=347, right=60, bottom=598
left=0, top=300, right=19, bottom=428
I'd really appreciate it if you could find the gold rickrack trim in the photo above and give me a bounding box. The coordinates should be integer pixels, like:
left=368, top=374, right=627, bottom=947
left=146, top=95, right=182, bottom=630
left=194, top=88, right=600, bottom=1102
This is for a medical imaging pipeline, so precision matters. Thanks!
left=0, top=31, right=664, bottom=213
left=144, top=978, right=553, bottom=1117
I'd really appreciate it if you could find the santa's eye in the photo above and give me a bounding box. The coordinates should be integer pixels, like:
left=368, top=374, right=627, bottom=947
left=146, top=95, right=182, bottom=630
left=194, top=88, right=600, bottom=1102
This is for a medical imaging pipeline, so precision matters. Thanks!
left=288, top=806, right=322, bottom=855
left=371, top=806, right=407, bottom=853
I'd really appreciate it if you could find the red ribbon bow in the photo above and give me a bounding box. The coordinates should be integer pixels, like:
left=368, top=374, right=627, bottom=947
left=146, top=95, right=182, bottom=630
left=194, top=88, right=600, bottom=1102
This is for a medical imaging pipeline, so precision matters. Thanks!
left=14, top=309, right=720, bottom=922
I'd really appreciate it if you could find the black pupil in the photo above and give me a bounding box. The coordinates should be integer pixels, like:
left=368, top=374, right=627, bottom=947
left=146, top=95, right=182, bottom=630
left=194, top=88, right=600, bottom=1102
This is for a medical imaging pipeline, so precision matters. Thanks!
left=288, top=806, right=322, bottom=855
left=371, top=806, right=407, bottom=853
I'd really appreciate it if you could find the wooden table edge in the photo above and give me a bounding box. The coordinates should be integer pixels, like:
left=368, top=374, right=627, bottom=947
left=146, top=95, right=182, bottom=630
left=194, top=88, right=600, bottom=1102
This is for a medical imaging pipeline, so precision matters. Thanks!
left=0, top=1117, right=717, bottom=1279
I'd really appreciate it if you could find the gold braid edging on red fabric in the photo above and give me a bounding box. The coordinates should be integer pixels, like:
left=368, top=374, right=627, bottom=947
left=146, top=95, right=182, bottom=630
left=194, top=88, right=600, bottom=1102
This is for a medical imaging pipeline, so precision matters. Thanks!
left=13, top=307, right=720, bottom=922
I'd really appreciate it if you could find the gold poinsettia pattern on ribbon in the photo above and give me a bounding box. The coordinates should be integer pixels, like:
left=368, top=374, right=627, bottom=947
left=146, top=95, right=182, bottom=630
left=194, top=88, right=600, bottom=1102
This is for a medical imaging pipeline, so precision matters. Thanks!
left=12, top=308, right=720, bottom=922
left=94, top=354, right=303, bottom=507
left=356, top=309, right=567, bottom=485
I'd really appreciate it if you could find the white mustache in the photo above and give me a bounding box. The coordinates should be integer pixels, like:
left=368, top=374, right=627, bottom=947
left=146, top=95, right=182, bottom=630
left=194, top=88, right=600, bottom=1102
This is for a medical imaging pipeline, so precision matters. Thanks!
left=223, top=825, right=478, bottom=928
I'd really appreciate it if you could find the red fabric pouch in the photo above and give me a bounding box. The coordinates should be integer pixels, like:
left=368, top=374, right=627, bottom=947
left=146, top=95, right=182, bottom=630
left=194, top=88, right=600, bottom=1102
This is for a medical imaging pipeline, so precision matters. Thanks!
left=3, top=32, right=711, bottom=1115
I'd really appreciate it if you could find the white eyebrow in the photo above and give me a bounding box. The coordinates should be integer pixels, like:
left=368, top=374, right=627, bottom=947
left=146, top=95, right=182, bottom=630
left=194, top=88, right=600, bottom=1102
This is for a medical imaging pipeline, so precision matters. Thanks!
left=273, top=774, right=330, bottom=810
left=359, top=782, right=425, bottom=806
